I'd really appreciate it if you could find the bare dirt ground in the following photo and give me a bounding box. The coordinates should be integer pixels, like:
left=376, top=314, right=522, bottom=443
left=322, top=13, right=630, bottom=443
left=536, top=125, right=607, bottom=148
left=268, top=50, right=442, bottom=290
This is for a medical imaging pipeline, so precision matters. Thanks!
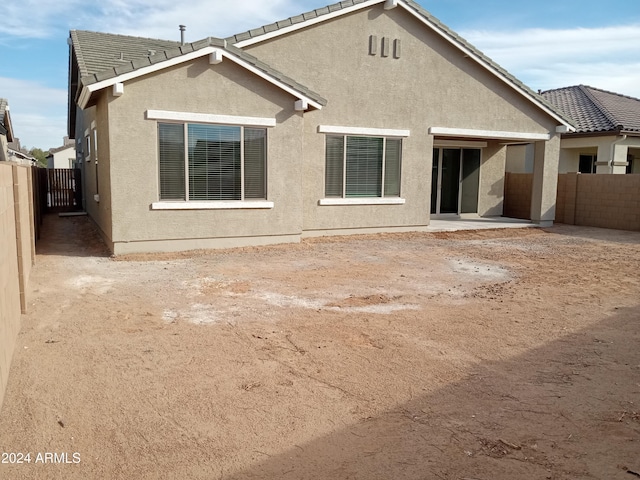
left=1, top=214, right=639, bottom=480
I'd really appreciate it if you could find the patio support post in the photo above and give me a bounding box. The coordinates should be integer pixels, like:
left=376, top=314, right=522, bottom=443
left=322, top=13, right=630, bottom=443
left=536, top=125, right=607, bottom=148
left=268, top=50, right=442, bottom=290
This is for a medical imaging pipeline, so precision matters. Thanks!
left=530, top=134, right=560, bottom=226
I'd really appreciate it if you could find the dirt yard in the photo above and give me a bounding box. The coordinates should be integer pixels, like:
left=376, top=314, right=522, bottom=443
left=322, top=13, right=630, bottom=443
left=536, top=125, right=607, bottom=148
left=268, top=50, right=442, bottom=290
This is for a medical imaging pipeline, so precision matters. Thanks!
left=0, top=215, right=639, bottom=480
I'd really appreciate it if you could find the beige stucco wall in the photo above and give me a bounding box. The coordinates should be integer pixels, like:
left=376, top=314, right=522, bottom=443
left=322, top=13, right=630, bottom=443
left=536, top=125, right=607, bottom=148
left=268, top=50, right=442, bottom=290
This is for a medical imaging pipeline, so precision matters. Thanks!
left=531, top=135, right=560, bottom=223
left=102, top=58, right=305, bottom=254
left=245, top=4, right=561, bottom=231
left=81, top=3, right=566, bottom=252
left=506, top=144, right=534, bottom=173
left=77, top=100, right=115, bottom=251
left=477, top=142, right=507, bottom=216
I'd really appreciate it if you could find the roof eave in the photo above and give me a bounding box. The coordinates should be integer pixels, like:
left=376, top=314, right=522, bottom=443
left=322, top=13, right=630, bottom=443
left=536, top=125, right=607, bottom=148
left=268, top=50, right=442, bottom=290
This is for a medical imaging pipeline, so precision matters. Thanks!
left=560, top=129, right=635, bottom=139
left=619, top=129, right=640, bottom=136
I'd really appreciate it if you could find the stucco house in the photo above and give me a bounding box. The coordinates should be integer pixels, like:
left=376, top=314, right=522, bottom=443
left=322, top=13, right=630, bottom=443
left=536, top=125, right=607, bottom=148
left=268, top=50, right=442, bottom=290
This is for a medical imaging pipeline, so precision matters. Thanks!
left=46, top=137, right=77, bottom=169
left=507, top=85, right=640, bottom=175
left=0, top=98, right=15, bottom=162
left=68, top=0, right=575, bottom=254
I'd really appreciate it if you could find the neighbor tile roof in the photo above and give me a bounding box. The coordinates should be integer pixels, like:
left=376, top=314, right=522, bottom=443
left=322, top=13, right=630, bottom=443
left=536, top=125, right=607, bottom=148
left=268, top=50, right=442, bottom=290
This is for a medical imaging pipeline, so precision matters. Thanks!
left=542, top=85, right=640, bottom=134
left=225, top=0, right=574, bottom=128
left=70, top=31, right=327, bottom=106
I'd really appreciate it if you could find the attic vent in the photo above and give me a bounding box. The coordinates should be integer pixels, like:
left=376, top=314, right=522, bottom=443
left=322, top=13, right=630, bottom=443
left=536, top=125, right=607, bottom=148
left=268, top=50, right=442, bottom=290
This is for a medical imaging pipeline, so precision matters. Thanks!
left=148, top=49, right=156, bottom=56
left=117, top=52, right=125, bottom=61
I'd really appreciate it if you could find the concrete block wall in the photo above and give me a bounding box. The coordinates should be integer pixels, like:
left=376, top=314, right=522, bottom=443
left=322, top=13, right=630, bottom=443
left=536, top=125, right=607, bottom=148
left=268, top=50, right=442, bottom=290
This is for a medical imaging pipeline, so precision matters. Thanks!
left=0, top=164, right=21, bottom=412
left=0, top=163, right=36, bottom=412
left=570, top=174, right=640, bottom=231
left=555, top=173, right=578, bottom=225
left=503, top=172, right=532, bottom=220
left=505, top=172, right=640, bottom=231
left=13, top=166, right=35, bottom=311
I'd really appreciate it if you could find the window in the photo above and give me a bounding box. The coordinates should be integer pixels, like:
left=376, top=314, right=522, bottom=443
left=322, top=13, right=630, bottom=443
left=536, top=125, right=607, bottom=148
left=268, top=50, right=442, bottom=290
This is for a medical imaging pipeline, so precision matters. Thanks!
left=93, top=129, right=98, bottom=161
left=579, top=154, right=596, bottom=174
left=93, top=129, right=99, bottom=195
left=158, top=123, right=266, bottom=201
left=325, top=135, right=402, bottom=198
left=84, top=133, right=91, bottom=162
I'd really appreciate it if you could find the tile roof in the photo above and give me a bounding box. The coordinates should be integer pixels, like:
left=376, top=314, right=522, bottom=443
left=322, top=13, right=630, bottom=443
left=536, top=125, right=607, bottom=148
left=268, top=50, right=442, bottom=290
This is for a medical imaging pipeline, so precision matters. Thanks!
left=542, top=85, right=640, bottom=134
left=70, top=30, right=181, bottom=79
left=70, top=31, right=327, bottom=106
left=48, top=143, right=76, bottom=155
left=225, top=0, right=574, bottom=128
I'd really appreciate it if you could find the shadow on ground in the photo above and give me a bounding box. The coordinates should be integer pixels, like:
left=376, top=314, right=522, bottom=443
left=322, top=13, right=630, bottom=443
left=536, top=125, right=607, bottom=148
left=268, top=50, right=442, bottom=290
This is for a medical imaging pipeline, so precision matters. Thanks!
left=36, top=214, right=110, bottom=258
left=226, top=307, right=640, bottom=480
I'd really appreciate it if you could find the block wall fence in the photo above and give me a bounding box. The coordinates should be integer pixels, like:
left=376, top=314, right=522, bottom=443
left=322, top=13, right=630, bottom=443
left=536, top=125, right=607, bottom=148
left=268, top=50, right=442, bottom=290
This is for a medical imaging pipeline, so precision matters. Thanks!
left=0, top=163, right=36, bottom=412
left=504, top=172, right=640, bottom=232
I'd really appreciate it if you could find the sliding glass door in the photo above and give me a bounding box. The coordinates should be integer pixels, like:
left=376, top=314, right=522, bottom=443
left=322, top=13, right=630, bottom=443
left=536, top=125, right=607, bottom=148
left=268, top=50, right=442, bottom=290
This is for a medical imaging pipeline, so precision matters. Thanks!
left=431, top=148, right=480, bottom=215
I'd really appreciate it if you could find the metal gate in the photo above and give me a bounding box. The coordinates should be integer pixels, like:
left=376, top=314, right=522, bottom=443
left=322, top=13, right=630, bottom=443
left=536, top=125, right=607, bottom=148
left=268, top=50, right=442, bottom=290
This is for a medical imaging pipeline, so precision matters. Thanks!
left=47, top=168, right=83, bottom=211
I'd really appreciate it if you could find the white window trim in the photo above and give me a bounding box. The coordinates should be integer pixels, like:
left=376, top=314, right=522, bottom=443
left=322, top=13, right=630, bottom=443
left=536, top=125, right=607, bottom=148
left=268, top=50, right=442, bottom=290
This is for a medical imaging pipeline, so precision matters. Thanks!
left=319, top=198, right=405, bottom=206
left=152, top=201, right=274, bottom=210
left=429, top=126, right=550, bottom=141
left=147, top=110, right=276, bottom=128
left=434, top=139, right=488, bottom=148
left=319, top=125, right=410, bottom=137
left=323, top=133, right=403, bottom=201
left=157, top=122, right=269, bottom=204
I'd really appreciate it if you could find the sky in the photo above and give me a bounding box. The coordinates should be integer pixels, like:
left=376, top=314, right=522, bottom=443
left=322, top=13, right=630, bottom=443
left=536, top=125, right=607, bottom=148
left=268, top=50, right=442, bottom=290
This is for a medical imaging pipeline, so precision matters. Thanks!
left=0, top=0, right=639, bottom=150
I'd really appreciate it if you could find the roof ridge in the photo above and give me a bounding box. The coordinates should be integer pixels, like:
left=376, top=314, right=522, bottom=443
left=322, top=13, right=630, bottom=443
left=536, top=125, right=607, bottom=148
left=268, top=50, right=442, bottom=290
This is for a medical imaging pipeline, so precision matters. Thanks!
left=582, top=84, right=640, bottom=103
left=540, top=85, right=582, bottom=95
left=579, top=85, right=621, bottom=130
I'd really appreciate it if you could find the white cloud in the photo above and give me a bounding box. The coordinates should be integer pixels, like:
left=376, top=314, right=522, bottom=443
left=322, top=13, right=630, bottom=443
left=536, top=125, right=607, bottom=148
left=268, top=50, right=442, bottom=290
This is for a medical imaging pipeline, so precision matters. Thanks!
left=0, top=77, right=67, bottom=149
left=0, top=0, right=84, bottom=39
left=90, top=0, right=305, bottom=40
left=1, top=0, right=320, bottom=41
left=4, top=3, right=640, bottom=148
left=462, top=25, right=640, bottom=97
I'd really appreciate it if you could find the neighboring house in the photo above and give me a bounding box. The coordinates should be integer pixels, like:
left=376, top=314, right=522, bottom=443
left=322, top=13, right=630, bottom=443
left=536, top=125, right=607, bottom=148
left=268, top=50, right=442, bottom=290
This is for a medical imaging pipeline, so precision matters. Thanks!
left=46, top=137, right=77, bottom=169
left=68, top=0, right=575, bottom=254
left=7, top=138, right=36, bottom=166
left=7, top=148, right=36, bottom=165
left=1, top=99, right=36, bottom=166
left=507, top=85, right=640, bottom=174
left=0, top=98, right=15, bottom=162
